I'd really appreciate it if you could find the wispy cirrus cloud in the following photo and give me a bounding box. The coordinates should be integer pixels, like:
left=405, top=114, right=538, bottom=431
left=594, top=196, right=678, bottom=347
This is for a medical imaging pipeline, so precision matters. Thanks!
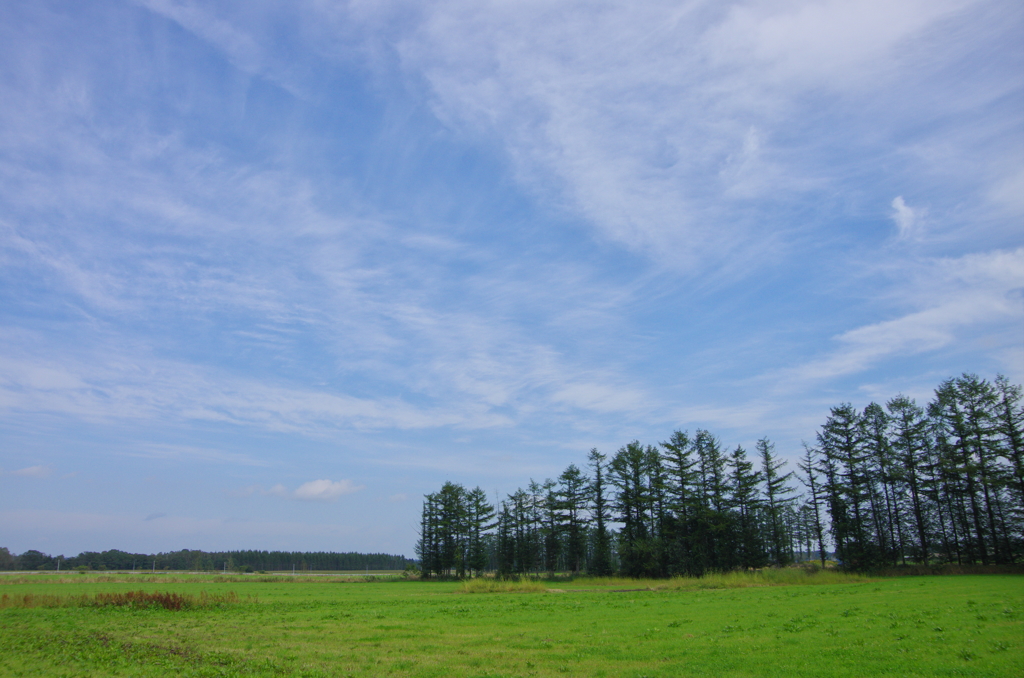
left=293, top=479, right=363, bottom=501
left=235, top=479, right=364, bottom=502
left=10, top=465, right=52, bottom=478
left=0, top=343, right=503, bottom=432
left=777, top=247, right=1024, bottom=385
left=0, top=0, right=1020, bottom=558
left=395, top=0, right=1020, bottom=268
left=891, top=196, right=924, bottom=240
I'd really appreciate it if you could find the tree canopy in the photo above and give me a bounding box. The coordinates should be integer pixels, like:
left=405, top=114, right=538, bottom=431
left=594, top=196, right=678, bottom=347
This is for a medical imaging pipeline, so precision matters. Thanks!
left=419, top=373, right=1023, bottom=575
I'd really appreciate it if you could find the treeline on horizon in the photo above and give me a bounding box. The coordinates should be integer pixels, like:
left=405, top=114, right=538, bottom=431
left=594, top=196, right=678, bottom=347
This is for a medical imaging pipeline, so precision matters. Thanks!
left=0, top=547, right=415, bottom=572
left=418, top=373, right=1024, bottom=576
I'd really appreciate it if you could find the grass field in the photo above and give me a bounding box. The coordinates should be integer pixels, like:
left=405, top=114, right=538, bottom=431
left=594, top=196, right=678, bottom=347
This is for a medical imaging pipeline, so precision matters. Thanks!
left=0, top=571, right=1020, bottom=677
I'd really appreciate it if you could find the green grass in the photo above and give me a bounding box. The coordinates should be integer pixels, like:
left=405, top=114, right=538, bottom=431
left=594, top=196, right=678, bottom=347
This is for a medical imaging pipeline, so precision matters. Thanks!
left=1, top=572, right=1020, bottom=677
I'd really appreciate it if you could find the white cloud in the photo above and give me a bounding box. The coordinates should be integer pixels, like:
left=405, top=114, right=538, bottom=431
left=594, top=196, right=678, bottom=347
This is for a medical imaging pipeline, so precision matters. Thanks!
left=11, top=465, right=52, bottom=478
left=293, top=479, right=363, bottom=501
left=393, top=0, right=1007, bottom=269
left=890, top=196, right=921, bottom=239
left=549, top=381, right=650, bottom=415
left=1, top=0, right=1020, bottom=552
left=133, top=0, right=268, bottom=81
left=706, top=0, right=975, bottom=88
left=235, top=479, right=364, bottom=502
left=0, top=344, right=497, bottom=432
left=782, top=247, right=1024, bottom=383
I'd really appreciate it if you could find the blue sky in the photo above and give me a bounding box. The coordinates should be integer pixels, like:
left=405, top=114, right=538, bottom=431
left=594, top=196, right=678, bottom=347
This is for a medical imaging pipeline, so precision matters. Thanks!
left=1, top=0, right=1021, bottom=559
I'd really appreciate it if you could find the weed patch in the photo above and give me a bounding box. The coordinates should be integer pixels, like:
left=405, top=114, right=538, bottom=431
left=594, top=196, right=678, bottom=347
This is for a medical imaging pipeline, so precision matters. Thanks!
left=460, top=578, right=547, bottom=593
left=0, top=589, right=248, bottom=610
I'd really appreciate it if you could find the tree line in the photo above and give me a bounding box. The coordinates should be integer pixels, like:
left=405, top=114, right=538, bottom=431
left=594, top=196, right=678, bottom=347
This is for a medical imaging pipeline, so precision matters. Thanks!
left=0, top=547, right=415, bottom=572
left=417, top=373, right=1023, bottom=575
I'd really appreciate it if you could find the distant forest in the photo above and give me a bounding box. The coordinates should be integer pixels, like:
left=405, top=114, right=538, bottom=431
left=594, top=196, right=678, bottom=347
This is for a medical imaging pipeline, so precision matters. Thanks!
left=0, top=548, right=415, bottom=572
left=418, top=373, right=1024, bottom=576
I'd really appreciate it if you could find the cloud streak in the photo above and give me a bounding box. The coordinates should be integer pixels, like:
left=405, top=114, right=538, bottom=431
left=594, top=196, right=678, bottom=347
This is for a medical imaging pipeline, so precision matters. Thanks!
left=778, top=247, right=1024, bottom=385
left=0, top=0, right=1020, bottom=557
left=891, top=196, right=921, bottom=240
left=237, top=479, right=365, bottom=502
left=395, top=0, right=1020, bottom=269
left=10, top=465, right=52, bottom=479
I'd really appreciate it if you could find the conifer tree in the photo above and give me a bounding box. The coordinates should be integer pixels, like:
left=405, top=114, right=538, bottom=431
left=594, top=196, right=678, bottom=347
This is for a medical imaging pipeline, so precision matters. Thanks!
left=797, top=444, right=828, bottom=566
left=887, top=395, right=931, bottom=562
left=588, top=448, right=614, bottom=576
left=557, top=463, right=590, bottom=574
left=758, top=437, right=795, bottom=566
left=994, top=375, right=1024, bottom=507
left=727, top=444, right=765, bottom=568
left=660, top=430, right=698, bottom=575
left=466, top=487, right=495, bottom=575
left=609, top=441, right=657, bottom=577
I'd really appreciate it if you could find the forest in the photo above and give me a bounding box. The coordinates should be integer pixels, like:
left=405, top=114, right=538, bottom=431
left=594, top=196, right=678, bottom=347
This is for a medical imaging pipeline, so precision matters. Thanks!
left=417, top=373, right=1024, bottom=576
left=0, top=547, right=415, bottom=572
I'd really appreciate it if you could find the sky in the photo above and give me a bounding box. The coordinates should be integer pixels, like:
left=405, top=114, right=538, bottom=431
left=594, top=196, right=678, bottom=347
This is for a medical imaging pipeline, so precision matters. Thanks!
left=1, top=0, right=1021, bottom=559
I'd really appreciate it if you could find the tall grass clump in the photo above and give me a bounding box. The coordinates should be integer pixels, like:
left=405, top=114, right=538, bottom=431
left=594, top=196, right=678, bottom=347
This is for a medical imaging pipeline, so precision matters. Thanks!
left=662, top=567, right=871, bottom=589
left=460, top=578, right=547, bottom=594
left=0, top=590, right=247, bottom=610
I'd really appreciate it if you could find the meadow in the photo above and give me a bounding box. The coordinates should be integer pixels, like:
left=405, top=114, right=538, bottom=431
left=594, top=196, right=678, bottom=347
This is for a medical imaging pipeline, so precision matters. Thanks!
left=0, top=571, right=1020, bottom=677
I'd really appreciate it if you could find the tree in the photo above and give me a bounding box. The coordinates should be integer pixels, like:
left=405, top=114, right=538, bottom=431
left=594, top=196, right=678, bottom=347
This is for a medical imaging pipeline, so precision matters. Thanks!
left=861, top=402, right=904, bottom=564
left=17, top=550, right=53, bottom=571
left=588, top=449, right=614, bottom=576
left=557, top=464, right=590, bottom=574
left=931, top=377, right=996, bottom=564
left=466, top=487, right=495, bottom=575
left=660, top=430, right=698, bottom=575
left=689, top=429, right=729, bottom=574
left=0, top=547, right=15, bottom=570
left=609, top=441, right=652, bottom=577
left=994, top=375, right=1024, bottom=507
left=818, top=403, right=877, bottom=569
left=413, top=372, right=1021, bottom=577
left=727, top=444, right=766, bottom=569
left=539, top=479, right=560, bottom=573
left=797, top=444, right=828, bottom=566
left=758, top=438, right=795, bottom=566
left=416, top=492, right=441, bottom=577
left=416, top=481, right=476, bottom=577
left=887, top=395, right=931, bottom=563
left=495, top=499, right=516, bottom=577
